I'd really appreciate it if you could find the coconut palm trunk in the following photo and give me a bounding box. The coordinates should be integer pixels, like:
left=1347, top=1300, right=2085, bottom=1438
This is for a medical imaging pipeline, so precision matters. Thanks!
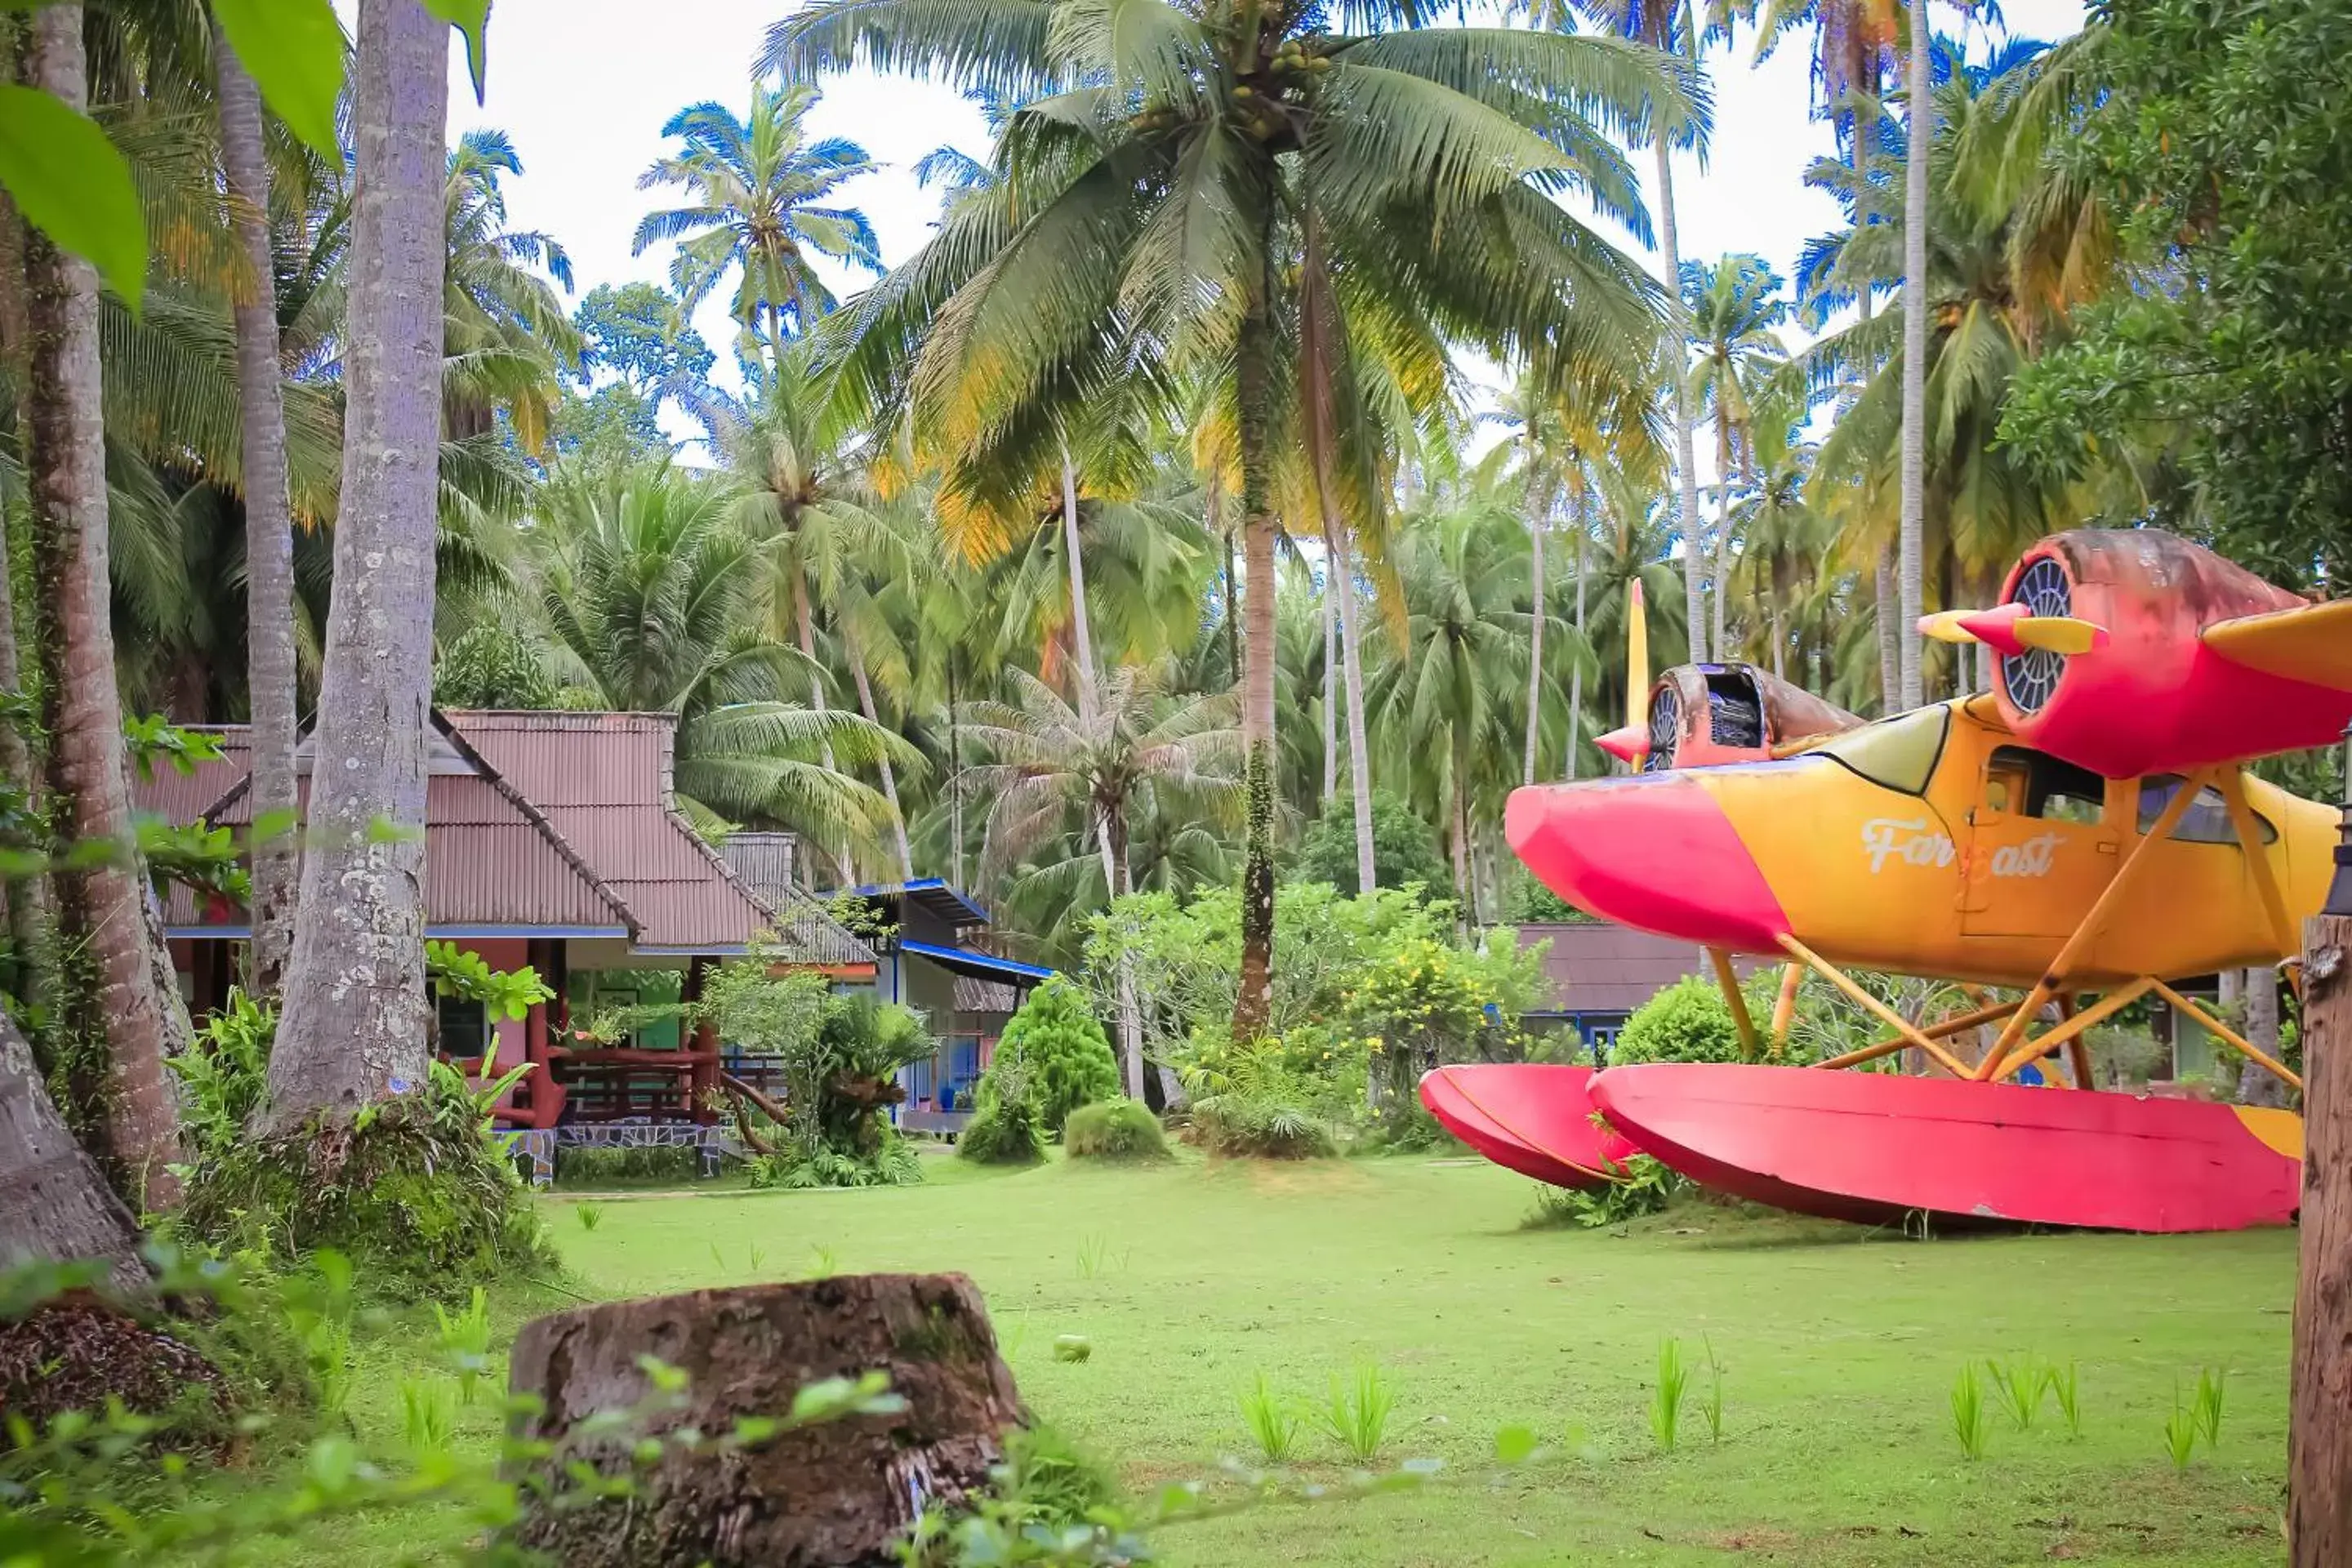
left=1711, top=420, right=1735, bottom=658
left=216, top=25, right=300, bottom=998
left=22, top=4, right=185, bottom=1200
left=1655, top=138, right=1706, bottom=664
left=0, top=1010, right=147, bottom=1293
left=848, top=645, right=911, bottom=879
left=1523, top=483, right=1545, bottom=788
left=792, top=572, right=855, bottom=884
left=1325, top=516, right=1377, bottom=893
left=1874, top=543, right=1900, bottom=711
left=1896, top=0, right=1931, bottom=710
left=1322, top=575, right=1338, bottom=804
left=1060, top=447, right=1144, bottom=1082
left=1231, top=258, right=1279, bottom=1040
left=1565, top=488, right=1587, bottom=782
left=263, top=0, right=448, bottom=1133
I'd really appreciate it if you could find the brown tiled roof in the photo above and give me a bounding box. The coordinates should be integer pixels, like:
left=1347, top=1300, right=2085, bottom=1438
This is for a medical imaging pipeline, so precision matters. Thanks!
left=445, top=711, right=779, bottom=953
left=1517, top=921, right=1764, bottom=1017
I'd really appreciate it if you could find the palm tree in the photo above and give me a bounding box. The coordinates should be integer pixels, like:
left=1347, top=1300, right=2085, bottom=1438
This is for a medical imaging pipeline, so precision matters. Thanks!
left=1517, top=0, right=1713, bottom=663
left=20, top=2, right=185, bottom=1196
left=527, top=463, right=909, bottom=854
left=633, top=83, right=882, bottom=354
left=1365, top=495, right=1544, bottom=922
left=767, top=0, right=1693, bottom=1036
left=266, top=0, right=448, bottom=1136
left=213, top=23, right=298, bottom=997
left=1682, top=253, right=1789, bottom=653
left=442, top=130, right=584, bottom=454
left=962, top=663, right=1239, bottom=1093
left=700, top=338, right=917, bottom=876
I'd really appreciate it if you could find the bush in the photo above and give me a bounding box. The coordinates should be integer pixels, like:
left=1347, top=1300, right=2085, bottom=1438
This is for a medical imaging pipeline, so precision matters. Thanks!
left=748, top=1130, right=922, bottom=1189
left=986, top=978, right=1120, bottom=1134
left=958, top=1084, right=1049, bottom=1166
left=1607, top=977, right=1746, bottom=1067
left=166, top=989, right=274, bottom=1163
left=1063, top=1099, right=1170, bottom=1162
left=555, top=1143, right=698, bottom=1187
left=1521, top=1156, right=1686, bottom=1229
left=1189, top=1097, right=1335, bottom=1160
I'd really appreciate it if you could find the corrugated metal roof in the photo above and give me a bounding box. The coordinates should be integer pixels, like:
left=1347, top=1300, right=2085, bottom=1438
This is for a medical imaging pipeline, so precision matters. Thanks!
left=152, top=722, right=635, bottom=936
left=130, top=729, right=250, bottom=827
left=721, top=833, right=876, bottom=967
left=446, top=711, right=789, bottom=955
left=1517, top=921, right=1764, bottom=1017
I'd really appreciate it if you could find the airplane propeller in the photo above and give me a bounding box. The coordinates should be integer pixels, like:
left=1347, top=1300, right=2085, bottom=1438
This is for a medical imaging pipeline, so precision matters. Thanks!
left=1917, top=604, right=2110, bottom=657
left=1596, top=580, right=1650, bottom=767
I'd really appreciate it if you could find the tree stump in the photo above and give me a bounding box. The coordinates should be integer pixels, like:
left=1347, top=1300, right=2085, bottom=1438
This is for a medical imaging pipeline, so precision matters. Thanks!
left=506, top=1273, right=1023, bottom=1567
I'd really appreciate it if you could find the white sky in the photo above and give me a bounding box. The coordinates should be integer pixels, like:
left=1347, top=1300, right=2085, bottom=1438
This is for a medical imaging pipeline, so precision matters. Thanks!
left=415, top=0, right=2089, bottom=456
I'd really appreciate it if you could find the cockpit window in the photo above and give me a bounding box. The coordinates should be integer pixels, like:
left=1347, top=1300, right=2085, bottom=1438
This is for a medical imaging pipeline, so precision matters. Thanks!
left=1815, top=706, right=1951, bottom=795
left=1989, top=746, right=2106, bottom=825
left=2139, top=774, right=2274, bottom=844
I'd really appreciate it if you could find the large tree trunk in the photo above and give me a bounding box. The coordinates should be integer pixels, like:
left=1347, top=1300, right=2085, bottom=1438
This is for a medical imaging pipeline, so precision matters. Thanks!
left=508, top=1276, right=1022, bottom=1568
left=1654, top=139, right=1704, bottom=665
left=0, top=185, right=51, bottom=1006
left=1323, top=516, right=1376, bottom=897
left=0, top=1009, right=146, bottom=1294
left=216, top=25, right=300, bottom=999
left=1523, top=484, right=1544, bottom=788
left=2291, top=912, right=2352, bottom=1565
left=262, top=0, right=447, bottom=1133
left=1565, top=496, right=1587, bottom=782
left=1231, top=261, right=1278, bottom=1040
left=24, top=5, right=184, bottom=1203
left=1896, top=0, right=1931, bottom=710
left=847, top=644, right=911, bottom=880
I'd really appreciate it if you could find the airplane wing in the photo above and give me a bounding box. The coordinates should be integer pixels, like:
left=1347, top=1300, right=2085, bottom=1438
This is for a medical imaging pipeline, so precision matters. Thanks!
left=2202, top=599, right=2352, bottom=691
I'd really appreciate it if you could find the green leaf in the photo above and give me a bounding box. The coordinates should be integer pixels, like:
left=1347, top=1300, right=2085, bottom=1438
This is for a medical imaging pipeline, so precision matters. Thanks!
left=421, top=0, right=491, bottom=101
left=0, top=86, right=144, bottom=311
left=212, top=0, right=348, bottom=161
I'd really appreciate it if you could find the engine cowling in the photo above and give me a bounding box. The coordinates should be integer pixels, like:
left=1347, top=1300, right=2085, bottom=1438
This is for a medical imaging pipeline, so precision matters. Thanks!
left=1984, top=529, right=2347, bottom=778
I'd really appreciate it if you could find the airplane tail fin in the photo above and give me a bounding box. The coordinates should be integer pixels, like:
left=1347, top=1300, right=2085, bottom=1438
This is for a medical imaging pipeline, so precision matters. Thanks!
left=1596, top=581, right=1653, bottom=767
left=2203, top=599, right=2352, bottom=691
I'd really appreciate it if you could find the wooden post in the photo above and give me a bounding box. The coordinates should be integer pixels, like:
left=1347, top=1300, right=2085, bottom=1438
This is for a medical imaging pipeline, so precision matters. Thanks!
left=2292, top=909, right=2352, bottom=1565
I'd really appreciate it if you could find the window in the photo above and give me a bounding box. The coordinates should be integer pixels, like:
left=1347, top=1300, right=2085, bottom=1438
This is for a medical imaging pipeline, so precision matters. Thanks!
left=2138, top=775, right=2275, bottom=844
left=1986, top=746, right=2107, bottom=824
left=1815, top=706, right=1952, bottom=795
left=438, top=993, right=489, bottom=1060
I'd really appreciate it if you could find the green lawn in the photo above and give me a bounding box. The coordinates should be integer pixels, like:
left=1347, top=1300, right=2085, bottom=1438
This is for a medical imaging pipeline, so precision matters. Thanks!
left=297, top=1148, right=2292, bottom=1566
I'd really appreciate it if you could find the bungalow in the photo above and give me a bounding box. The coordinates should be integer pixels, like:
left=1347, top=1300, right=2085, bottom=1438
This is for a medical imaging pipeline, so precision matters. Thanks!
left=135, top=710, right=875, bottom=1178
left=835, top=879, right=1054, bottom=1134
left=1517, top=920, right=1762, bottom=1052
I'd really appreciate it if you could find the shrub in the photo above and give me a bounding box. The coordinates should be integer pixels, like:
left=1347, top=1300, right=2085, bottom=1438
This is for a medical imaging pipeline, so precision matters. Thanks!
left=985, top=978, right=1120, bottom=1134
left=166, top=988, right=275, bottom=1163
left=1064, top=1098, right=1170, bottom=1162
left=173, top=1061, right=550, bottom=1290
left=1189, top=1096, right=1335, bottom=1159
left=1523, top=1156, right=1685, bottom=1229
left=556, top=1143, right=698, bottom=1187
left=1608, top=977, right=1745, bottom=1067
left=748, top=1130, right=923, bottom=1189
left=957, top=1065, right=1049, bottom=1166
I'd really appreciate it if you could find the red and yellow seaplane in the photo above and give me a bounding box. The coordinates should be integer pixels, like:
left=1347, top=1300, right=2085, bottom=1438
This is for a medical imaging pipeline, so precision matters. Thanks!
left=1423, top=530, right=2352, bottom=1232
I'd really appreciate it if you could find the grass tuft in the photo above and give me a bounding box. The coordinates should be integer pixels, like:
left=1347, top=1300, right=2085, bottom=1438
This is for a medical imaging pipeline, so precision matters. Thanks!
left=1239, top=1372, right=1300, bottom=1463
left=1951, top=1365, right=1989, bottom=1461
left=1650, top=1338, right=1690, bottom=1454
left=1313, top=1365, right=1396, bottom=1463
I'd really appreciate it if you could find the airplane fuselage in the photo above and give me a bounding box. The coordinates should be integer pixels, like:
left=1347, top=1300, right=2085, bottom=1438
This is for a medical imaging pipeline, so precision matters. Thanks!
left=1507, top=697, right=2336, bottom=990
